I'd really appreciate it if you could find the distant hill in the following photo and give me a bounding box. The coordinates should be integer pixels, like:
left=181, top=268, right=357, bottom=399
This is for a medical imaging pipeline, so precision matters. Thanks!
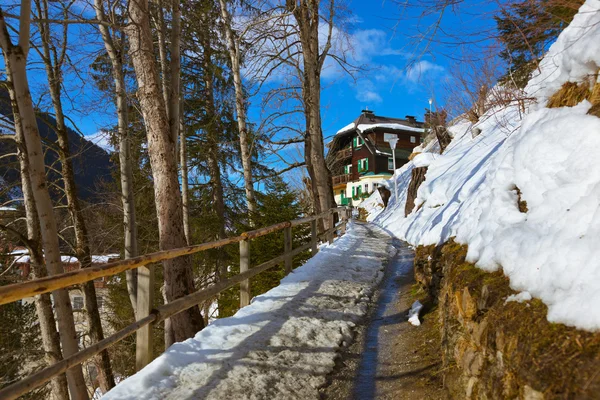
left=0, top=88, right=114, bottom=204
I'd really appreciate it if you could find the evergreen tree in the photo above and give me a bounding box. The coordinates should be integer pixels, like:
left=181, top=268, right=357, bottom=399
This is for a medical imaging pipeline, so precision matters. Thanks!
left=495, top=0, right=583, bottom=87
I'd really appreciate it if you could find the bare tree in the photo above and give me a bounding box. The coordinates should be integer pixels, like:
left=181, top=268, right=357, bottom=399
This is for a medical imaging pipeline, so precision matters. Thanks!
left=285, top=0, right=336, bottom=219
left=0, top=3, right=89, bottom=398
left=218, top=0, right=258, bottom=223
left=3, top=82, right=69, bottom=400
left=33, top=0, right=115, bottom=391
left=93, top=0, right=139, bottom=316
left=125, top=0, right=204, bottom=344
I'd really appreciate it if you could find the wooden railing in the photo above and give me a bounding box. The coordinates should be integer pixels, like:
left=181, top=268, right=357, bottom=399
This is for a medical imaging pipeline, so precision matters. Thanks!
left=335, top=147, right=352, bottom=161
left=332, top=173, right=352, bottom=186
left=0, top=207, right=351, bottom=400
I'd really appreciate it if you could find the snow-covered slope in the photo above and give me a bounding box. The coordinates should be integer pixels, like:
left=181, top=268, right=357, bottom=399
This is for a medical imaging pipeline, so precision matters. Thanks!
left=370, top=0, right=600, bottom=331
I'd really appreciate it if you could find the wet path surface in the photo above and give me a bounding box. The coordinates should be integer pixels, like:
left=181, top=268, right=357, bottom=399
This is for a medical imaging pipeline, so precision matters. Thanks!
left=323, top=239, right=445, bottom=400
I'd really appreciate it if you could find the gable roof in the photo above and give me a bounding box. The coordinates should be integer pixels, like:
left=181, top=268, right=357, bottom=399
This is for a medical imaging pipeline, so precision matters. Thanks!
left=335, top=110, right=425, bottom=137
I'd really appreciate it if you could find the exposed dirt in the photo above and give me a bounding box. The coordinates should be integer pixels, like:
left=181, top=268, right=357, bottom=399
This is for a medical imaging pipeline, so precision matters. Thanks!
left=321, top=241, right=446, bottom=400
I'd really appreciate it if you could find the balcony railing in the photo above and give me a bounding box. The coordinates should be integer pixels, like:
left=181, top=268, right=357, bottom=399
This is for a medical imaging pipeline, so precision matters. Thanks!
left=332, top=174, right=352, bottom=186
left=336, top=148, right=352, bottom=161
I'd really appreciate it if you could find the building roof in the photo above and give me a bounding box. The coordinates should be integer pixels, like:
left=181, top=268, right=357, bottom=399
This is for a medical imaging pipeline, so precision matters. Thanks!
left=335, top=110, right=425, bottom=137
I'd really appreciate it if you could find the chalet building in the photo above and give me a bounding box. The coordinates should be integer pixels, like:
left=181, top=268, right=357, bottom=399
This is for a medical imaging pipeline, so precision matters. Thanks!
left=326, top=110, right=425, bottom=206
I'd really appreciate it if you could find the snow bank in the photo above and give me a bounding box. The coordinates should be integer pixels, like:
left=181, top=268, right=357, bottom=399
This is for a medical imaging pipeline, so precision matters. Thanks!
left=526, top=0, right=600, bottom=103
left=372, top=1, right=600, bottom=331
left=104, top=223, right=392, bottom=399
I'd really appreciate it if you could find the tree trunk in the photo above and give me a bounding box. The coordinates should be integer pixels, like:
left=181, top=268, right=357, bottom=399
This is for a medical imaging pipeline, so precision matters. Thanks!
left=125, top=0, right=204, bottom=345
left=35, top=0, right=115, bottom=390
left=200, top=27, right=227, bottom=279
left=180, top=106, right=190, bottom=244
left=9, top=78, right=69, bottom=400
left=0, top=6, right=89, bottom=399
left=93, top=0, right=138, bottom=316
left=218, top=0, right=257, bottom=223
left=289, top=0, right=335, bottom=223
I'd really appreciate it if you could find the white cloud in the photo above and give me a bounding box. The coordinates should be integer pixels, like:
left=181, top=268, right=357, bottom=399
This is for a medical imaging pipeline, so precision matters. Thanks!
left=355, top=80, right=383, bottom=104
left=405, top=60, right=445, bottom=83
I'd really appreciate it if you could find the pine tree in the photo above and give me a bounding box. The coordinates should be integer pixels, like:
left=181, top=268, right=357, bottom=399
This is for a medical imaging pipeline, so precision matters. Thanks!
left=495, top=0, right=583, bottom=87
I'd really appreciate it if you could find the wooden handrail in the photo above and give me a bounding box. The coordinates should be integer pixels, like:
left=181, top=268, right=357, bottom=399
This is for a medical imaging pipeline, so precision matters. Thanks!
left=0, top=207, right=346, bottom=306
left=0, top=206, right=351, bottom=400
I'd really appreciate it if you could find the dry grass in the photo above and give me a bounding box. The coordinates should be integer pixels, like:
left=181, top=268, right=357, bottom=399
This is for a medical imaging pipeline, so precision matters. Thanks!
left=547, top=76, right=600, bottom=117
left=415, top=239, right=600, bottom=399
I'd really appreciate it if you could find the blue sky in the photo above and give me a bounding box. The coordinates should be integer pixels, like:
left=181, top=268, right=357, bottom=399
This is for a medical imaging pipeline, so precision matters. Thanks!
left=2, top=0, right=500, bottom=160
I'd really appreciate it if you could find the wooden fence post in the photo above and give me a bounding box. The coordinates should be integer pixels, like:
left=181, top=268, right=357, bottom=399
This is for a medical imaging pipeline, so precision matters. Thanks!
left=284, top=225, right=293, bottom=274
left=340, top=209, right=347, bottom=236
left=240, top=239, right=250, bottom=308
left=311, top=219, right=318, bottom=255
left=135, top=264, right=154, bottom=371
left=328, top=210, right=334, bottom=245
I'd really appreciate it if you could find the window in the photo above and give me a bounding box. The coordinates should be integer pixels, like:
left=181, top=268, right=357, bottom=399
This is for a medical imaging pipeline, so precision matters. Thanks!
left=364, top=184, right=369, bottom=193
left=373, top=183, right=379, bottom=189
left=343, top=164, right=352, bottom=175
left=388, top=157, right=394, bottom=170
left=357, top=158, right=369, bottom=173
left=353, top=136, right=365, bottom=148
left=72, top=296, right=84, bottom=310
left=410, top=136, right=416, bottom=143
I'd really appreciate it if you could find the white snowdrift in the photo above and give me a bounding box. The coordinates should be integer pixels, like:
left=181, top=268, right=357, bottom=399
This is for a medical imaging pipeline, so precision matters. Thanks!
left=104, top=223, right=392, bottom=399
left=371, top=0, right=600, bottom=331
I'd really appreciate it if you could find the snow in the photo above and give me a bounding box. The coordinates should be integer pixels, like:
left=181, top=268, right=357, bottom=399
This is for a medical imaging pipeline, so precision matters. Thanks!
left=0, top=206, right=17, bottom=211
left=526, top=0, right=600, bottom=104
left=369, top=0, right=600, bottom=331
left=411, top=153, right=437, bottom=168
left=91, top=254, right=120, bottom=263
left=407, top=300, right=423, bottom=326
left=336, top=121, right=356, bottom=135
left=505, top=292, right=532, bottom=304
left=10, top=250, right=121, bottom=265
left=104, top=223, right=392, bottom=399
left=356, top=123, right=425, bottom=134
left=335, top=121, right=425, bottom=137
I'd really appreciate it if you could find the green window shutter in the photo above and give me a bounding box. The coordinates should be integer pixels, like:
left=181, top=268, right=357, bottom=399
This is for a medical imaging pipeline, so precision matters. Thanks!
left=352, top=186, right=355, bottom=197
left=366, top=158, right=369, bottom=171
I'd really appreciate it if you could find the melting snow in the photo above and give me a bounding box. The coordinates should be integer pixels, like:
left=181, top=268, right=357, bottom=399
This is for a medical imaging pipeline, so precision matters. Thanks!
left=104, top=223, right=392, bottom=399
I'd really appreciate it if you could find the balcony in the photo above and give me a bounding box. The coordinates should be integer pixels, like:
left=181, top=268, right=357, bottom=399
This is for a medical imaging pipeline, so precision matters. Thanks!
left=332, top=174, right=352, bottom=186
left=336, top=147, right=352, bottom=161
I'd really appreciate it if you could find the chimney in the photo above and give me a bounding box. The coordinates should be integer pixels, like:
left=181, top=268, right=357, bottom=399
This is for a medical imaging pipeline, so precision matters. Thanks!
left=362, top=109, right=375, bottom=121
left=405, top=115, right=416, bottom=124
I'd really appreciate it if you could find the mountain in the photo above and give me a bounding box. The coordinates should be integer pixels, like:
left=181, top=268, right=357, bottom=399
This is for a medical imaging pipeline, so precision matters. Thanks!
left=0, top=88, right=114, bottom=204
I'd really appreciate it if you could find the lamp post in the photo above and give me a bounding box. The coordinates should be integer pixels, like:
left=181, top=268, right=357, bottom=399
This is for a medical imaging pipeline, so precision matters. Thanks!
left=384, top=133, right=399, bottom=202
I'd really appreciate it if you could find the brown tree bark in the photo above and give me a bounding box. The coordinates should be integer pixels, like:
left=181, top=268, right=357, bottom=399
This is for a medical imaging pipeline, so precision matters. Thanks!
left=125, top=0, right=204, bottom=344
left=287, top=0, right=335, bottom=221
left=218, top=0, right=258, bottom=223
left=8, top=77, right=69, bottom=400
left=93, top=0, right=138, bottom=315
left=34, top=0, right=114, bottom=391
left=405, top=167, right=428, bottom=216
left=0, top=5, right=89, bottom=399
left=199, top=20, right=228, bottom=280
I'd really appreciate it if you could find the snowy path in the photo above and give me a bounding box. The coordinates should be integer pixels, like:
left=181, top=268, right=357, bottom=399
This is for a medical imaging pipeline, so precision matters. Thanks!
left=104, top=222, right=393, bottom=400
